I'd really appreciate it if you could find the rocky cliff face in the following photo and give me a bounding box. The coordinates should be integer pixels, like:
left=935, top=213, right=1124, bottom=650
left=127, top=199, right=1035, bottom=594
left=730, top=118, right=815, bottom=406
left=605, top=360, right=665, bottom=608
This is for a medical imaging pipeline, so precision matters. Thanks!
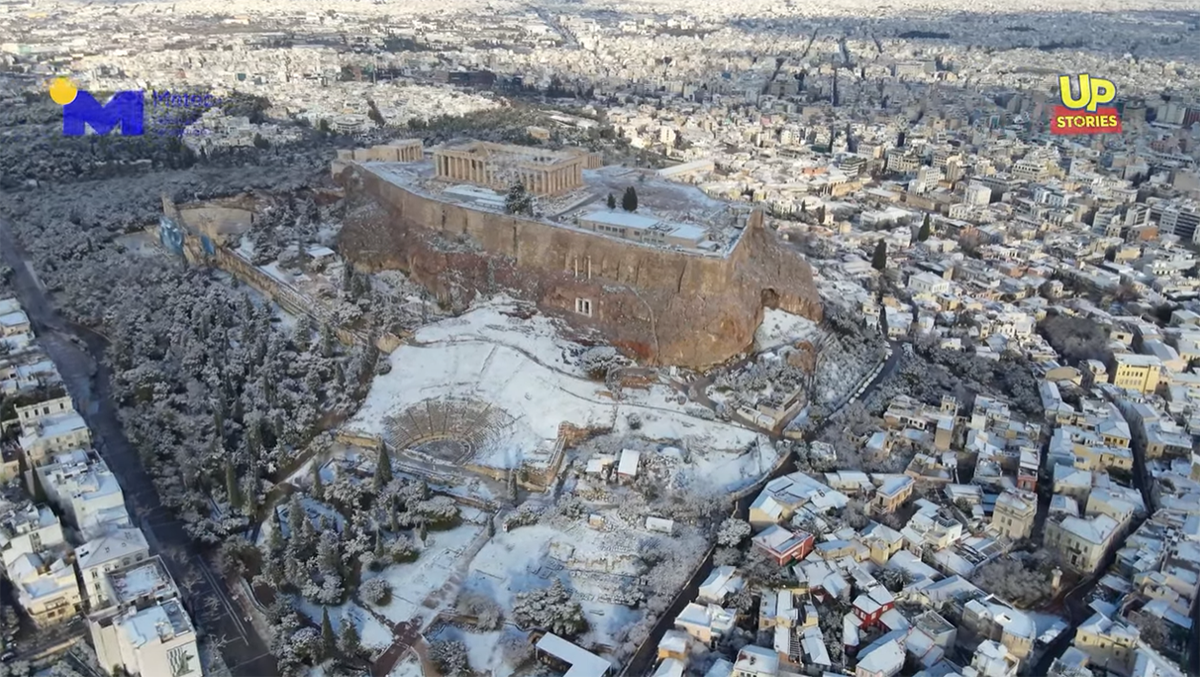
left=337, top=164, right=822, bottom=368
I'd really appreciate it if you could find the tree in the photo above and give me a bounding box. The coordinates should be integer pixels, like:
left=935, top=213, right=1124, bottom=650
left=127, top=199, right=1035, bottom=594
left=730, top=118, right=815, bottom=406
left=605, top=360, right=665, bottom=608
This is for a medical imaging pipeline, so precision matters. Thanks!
left=879, top=307, right=889, bottom=337
left=320, top=607, right=336, bottom=659
left=311, top=464, right=324, bottom=501
left=361, top=578, right=393, bottom=605
left=512, top=579, right=588, bottom=639
left=918, top=213, right=931, bottom=242
left=715, top=518, right=752, bottom=548
left=429, top=640, right=470, bottom=675
left=252, top=133, right=270, bottom=149
left=621, top=186, right=639, bottom=212
left=606, top=193, right=616, bottom=209
left=225, top=460, right=242, bottom=512
left=504, top=182, right=533, bottom=216
left=373, top=447, right=393, bottom=492
left=815, top=205, right=826, bottom=224
left=872, top=239, right=888, bottom=271
left=338, top=616, right=361, bottom=658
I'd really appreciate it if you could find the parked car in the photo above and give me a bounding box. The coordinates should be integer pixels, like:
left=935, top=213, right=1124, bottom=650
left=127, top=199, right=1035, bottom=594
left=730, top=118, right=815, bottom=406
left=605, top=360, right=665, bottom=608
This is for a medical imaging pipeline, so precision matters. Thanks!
left=1, top=650, right=17, bottom=662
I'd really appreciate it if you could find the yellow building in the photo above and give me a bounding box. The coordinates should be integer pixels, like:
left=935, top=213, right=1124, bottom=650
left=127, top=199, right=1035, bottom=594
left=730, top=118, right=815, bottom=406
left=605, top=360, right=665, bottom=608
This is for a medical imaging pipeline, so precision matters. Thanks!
left=1110, top=354, right=1162, bottom=393
left=1045, top=514, right=1119, bottom=573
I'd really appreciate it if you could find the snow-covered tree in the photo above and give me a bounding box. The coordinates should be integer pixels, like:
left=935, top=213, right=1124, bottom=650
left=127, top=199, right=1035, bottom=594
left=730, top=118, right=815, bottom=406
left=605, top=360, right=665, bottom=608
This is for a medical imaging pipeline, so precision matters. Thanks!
left=360, top=578, right=392, bottom=606
left=511, top=579, right=588, bottom=639
left=715, top=518, right=752, bottom=548
left=429, top=639, right=470, bottom=675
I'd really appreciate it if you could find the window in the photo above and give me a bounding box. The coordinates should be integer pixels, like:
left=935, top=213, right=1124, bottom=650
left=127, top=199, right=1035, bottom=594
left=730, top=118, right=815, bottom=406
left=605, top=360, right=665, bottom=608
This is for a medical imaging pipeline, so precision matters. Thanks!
left=575, top=298, right=593, bottom=317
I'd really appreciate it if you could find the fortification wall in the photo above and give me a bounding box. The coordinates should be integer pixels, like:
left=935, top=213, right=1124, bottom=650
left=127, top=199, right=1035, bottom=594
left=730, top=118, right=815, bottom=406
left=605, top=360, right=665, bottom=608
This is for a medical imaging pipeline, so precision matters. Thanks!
left=337, top=164, right=822, bottom=368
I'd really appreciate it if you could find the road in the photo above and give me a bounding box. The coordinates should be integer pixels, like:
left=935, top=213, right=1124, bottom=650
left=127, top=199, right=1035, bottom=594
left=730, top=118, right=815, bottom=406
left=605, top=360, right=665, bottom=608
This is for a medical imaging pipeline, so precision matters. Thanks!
left=0, top=222, right=278, bottom=677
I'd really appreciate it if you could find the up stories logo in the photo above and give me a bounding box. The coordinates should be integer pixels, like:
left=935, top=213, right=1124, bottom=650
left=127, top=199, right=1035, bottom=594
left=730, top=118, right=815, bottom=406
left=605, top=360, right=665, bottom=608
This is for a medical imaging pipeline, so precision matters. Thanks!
left=1051, top=74, right=1122, bottom=136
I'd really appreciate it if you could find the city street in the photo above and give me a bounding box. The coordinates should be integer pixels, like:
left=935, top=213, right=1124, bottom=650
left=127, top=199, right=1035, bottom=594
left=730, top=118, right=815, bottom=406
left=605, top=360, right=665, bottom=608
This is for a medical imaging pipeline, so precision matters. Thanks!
left=0, top=222, right=277, bottom=677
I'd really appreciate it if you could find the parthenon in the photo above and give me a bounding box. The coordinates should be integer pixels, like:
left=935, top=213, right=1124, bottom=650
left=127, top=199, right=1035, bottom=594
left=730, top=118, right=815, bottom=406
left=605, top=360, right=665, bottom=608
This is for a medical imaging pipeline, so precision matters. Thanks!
left=432, top=140, right=588, bottom=196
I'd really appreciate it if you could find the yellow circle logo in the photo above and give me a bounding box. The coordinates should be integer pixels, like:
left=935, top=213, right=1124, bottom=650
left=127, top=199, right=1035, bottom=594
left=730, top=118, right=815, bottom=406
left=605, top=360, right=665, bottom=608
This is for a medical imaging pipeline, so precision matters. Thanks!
left=48, top=77, right=78, bottom=105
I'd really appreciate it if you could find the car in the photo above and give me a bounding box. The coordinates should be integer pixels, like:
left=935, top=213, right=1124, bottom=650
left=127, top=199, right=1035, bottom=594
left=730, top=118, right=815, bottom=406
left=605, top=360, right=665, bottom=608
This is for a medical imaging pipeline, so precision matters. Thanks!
left=1, top=650, right=16, bottom=662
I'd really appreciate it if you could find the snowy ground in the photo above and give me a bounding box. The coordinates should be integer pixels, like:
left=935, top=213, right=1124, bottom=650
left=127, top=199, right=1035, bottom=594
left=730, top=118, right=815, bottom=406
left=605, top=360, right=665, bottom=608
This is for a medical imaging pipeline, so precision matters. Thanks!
left=347, top=296, right=763, bottom=478
left=293, top=599, right=393, bottom=652
left=755, top=308, right=821, bottom=352
left=461, top=510, right=705, bottom=653
left=360, top=523, right=484, bottom=625
left=388, top=656, right=424, bottom=677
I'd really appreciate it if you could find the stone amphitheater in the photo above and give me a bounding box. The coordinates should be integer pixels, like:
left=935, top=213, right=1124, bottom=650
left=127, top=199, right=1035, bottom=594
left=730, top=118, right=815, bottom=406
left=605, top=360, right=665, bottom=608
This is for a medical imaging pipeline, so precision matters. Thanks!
left=383, top=397, right=519, bottom=466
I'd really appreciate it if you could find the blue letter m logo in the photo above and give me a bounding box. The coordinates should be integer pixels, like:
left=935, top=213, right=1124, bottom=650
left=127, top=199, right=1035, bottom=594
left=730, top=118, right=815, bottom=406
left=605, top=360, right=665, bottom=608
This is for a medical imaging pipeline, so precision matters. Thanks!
left=63, top=90, right=144, bottom=136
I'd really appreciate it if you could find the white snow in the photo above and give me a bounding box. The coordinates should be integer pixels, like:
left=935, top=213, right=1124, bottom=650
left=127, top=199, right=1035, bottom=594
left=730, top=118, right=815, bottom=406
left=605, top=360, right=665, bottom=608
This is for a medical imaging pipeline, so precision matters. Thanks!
left=362, top=524, right=483, bottom=625
left=388, top=657, right=424, bottom=677
left=755, top=308, right=821, bottom=352
left=347, top=297, right=763, bottom=472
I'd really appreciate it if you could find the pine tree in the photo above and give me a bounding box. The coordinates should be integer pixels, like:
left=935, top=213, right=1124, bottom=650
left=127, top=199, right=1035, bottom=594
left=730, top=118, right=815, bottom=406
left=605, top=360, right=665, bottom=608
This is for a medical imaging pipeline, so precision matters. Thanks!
left=918, top=213, right=931, bottom=242
left=374, top=447, right=393, bottom=492
left=339, top=616, right=361, bottom=657
left=872, top=240, right=888, bottom=271
left=320, top=607, right=337, bottom=658
left=621, top=186, right=639, bottom=212
left=267, top=507, right=284, bottom=553
left=244, top=474, right=258, bottom=517
left=320, top=323, right=336, bottom=358
left=226, top=460, right=243, bottom=512
left=606, top=193, right=616, bottom=209
left=311, top=464, right=325, bottom=501
left=504, top=182, right=533, bottom=216
left=287, top=493, right=306, bottom=546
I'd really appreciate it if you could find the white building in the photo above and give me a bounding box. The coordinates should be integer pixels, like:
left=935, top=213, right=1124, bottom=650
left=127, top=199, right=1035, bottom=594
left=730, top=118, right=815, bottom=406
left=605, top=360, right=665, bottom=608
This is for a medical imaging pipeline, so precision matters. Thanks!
left=36, top=450, right=129, bottom=540
left=908, top=271, right=950, bottom=296
left=76, top=527, right=152, bottom=610
left=91, top=598, right=201, bottom=677
left=18, top=411, right=91, bottom=465
left=0, top=502, right=65, bottom=569
left=8, top=552, right=82, bottom=627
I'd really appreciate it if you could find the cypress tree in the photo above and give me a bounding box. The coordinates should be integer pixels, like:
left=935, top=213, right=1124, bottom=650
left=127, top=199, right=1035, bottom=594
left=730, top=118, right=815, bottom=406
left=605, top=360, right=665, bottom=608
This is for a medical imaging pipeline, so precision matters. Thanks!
left=872, top=240, right=888, bottom=271
left=621, top=186, right=638, bottom=212
left=339, top=616, right=361, bottom=657
left=880, top=307, right=890, bottom=336
left=226, top=461, right=242, bottom=511
left=918, top=213, right=931, bottom=242
left=311, top=464, right=325, bottom=501
left=606, top=193, right=616, bottom=209
left=373, top=446, right=393, bottom=492
left=320, top=607, right=336, bottom=658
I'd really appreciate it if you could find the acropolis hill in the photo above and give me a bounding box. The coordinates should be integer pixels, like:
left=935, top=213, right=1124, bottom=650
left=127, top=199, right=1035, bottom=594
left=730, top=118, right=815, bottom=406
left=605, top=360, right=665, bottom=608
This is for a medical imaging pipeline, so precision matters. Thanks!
left=334, top=140, right=822, bottom=367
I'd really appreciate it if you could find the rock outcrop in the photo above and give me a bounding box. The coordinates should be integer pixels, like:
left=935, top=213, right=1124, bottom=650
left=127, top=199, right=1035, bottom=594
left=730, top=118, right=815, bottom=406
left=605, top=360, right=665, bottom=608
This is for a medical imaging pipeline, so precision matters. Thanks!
left=337, top=163, right=822, bottom=369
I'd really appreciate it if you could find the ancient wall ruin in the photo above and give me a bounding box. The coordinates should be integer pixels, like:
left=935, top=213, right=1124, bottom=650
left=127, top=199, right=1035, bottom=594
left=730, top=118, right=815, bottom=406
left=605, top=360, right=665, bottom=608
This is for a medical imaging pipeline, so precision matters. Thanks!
left=336, top=164, right=822, bottom=368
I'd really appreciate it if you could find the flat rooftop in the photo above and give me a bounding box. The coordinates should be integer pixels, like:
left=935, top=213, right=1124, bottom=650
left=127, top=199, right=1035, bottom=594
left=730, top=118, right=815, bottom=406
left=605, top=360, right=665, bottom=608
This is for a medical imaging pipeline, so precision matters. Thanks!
left=109, top=556, right=174, bottom=603
left=360, top=160, right=749, bottom=257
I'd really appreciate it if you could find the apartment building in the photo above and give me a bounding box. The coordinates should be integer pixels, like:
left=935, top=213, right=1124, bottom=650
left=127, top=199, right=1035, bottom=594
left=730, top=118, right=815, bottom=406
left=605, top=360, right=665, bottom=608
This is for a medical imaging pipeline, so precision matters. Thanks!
left=1045, top=513, right=1120, bottom=573
left=1110, top=354, right=1163, bottom=394
left=17, top=410, right=92, bottom=466
left=75, top=527, right=152, bottom=610
left=36, top=450, right=129, bottom=540
left=8, top=552, right=82, bottom=627
left=0, top=502, right=65, bottom=569
left=991, top=491, right=1037, bottom=541
left=92, top=598, right=200, bottom=677
left=1071, top=612, right=1140, bottom=674
left=90, top=556, right=201, bottom=677
left=0, top=299, right=31, bottom=337
left=674, top=603, right=736, bottom=647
